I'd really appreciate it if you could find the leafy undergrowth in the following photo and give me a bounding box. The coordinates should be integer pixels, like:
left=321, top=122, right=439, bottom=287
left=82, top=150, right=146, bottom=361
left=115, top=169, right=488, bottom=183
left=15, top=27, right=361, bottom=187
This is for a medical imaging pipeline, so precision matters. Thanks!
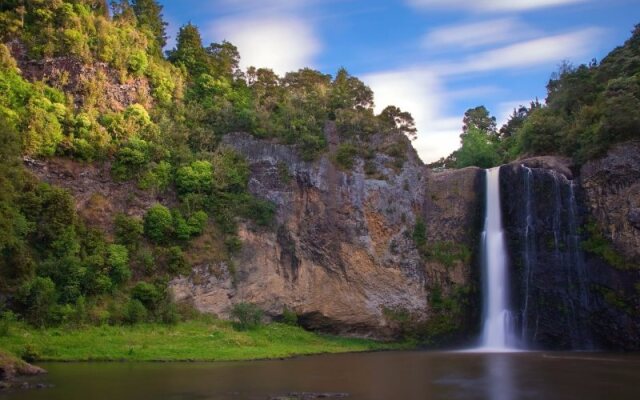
left=0, top=320, right=409, bottom=362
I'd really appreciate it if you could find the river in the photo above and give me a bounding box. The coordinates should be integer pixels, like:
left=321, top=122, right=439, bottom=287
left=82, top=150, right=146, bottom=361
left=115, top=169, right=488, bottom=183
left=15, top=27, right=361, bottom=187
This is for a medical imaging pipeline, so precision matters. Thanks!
left=2, top=351, right=640, bottom=399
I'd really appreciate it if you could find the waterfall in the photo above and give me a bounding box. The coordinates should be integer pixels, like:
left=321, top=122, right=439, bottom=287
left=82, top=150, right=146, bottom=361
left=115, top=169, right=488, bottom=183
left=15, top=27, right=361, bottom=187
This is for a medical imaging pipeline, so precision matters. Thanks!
left=479, top=167, right=516, bottom=350
left=521, top=166, right=535, bottom=341
left=515, top=167, right=594, bottom=349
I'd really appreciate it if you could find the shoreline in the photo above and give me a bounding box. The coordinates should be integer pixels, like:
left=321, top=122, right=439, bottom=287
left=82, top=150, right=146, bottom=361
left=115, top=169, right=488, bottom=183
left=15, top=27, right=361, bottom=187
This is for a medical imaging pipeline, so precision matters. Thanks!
left=0, top=320, right=410, bottom=364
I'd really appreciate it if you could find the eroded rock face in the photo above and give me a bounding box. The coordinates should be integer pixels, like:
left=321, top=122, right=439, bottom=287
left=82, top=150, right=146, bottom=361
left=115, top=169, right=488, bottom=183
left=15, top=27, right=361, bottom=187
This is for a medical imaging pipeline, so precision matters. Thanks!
left=581, top=141, right=640, bottom=264
left=500, top=146, right=640, bottom=350
left=24, top=157, right=177, bottom=237
left=9, top=40, right=151, bottom=111
left=171, top=130, right=484, bottom=338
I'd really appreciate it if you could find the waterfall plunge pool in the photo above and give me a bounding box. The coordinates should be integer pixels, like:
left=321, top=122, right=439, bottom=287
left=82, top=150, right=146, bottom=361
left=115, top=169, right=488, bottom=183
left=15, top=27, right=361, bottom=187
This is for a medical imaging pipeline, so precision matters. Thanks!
left=3, top=351, right=640, bottom=400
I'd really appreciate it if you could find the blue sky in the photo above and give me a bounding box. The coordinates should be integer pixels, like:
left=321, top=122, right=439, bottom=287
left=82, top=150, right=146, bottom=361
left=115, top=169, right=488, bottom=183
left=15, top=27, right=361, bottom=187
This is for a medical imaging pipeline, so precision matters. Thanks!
left=160, top=0, right=640, bottom=162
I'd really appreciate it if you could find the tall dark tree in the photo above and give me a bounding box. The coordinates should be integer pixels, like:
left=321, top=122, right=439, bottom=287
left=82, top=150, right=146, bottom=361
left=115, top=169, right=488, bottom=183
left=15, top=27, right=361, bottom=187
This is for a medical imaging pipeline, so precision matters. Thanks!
left=167, top=23, right=208, bottom=77
left=379, top=105, right=417, bottom=140
left=205, top=40, right=241, bottom=80
left=499, top=100, right=541, bottom=139
left=330, top=67, right=374, bottom=112
left=132, top=0, right=168, bottom=54
left=462, top=106, right=497, bottom=136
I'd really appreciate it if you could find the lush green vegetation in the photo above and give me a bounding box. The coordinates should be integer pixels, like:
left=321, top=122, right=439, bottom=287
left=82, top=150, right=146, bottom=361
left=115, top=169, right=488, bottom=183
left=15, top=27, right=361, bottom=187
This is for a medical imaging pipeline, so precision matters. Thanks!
left=412, top=221, right=471, bottom=268
left=0, top=319, right=406, bottom=362
left=430, top=24, right=640, bottom=170
left=0, top=0, right=420, bottom=339
left=383, top=284, right=471, bottom=345
left=582, top=221, right=636, bottom=270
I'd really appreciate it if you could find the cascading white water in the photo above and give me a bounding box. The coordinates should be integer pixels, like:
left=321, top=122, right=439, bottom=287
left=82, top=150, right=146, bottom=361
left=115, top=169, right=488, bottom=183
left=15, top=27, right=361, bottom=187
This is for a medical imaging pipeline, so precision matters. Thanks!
left=479, top=167, right=515, bottom=350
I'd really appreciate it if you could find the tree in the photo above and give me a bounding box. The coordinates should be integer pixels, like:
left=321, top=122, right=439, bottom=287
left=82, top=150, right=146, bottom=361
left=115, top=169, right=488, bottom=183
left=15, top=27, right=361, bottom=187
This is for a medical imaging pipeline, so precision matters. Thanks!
left=132, top=0, right=168, bottom=55
left=167, top=23, right=208, bottom=77
left=462, top=106, right=497, bottom=137
left=175, top=160, right=213, bottom=195
left=379, top=105, right=418, bottom=140
left=107, top=244, right=131, bottom=285
left=16, top=277, right=57, bottom=327
left=205, top=40, right=241, bottom=80
left=330, top=67, right=374, bottom=112
left=114, top=213, right=143, bottom=248
left=499, top=100, right=541, bottom=139
left=455, top=127, right=500, bottom=169
left=143, top=204, right=173, bottom=243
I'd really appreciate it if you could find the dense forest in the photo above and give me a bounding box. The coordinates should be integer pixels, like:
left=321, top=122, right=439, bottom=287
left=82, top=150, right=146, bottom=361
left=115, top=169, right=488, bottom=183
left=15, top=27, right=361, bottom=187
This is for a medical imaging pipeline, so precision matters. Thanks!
left=430, top=24, right=640, bottom=169
left=0, top=0, right=417, bottom=328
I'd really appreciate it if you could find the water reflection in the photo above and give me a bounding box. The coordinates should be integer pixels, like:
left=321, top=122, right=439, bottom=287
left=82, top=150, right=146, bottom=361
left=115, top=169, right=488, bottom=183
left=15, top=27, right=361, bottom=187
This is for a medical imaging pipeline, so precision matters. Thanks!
left=2, top=351, right=640, bottom=400
left=486, top=355, right=514, bottom=400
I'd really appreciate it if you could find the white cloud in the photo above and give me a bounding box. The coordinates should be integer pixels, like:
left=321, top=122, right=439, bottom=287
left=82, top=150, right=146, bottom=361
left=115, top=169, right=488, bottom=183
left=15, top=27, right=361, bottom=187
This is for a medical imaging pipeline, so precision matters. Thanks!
left=407, top=0, right=590, bottom=12
left=208, top=16, right=321, bottom=75
left=439, top=28, right=602, bottom=75
left=362, top=27, right=602, bottom=162
left=362, top=69, right=462, bottom=163
left=422, top=18, right=535, bottom=50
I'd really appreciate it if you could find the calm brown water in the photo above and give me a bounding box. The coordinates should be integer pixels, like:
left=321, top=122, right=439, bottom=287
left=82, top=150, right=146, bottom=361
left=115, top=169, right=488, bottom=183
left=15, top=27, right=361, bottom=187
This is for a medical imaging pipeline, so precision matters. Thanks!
left=3, top=351, right=640, bottom=400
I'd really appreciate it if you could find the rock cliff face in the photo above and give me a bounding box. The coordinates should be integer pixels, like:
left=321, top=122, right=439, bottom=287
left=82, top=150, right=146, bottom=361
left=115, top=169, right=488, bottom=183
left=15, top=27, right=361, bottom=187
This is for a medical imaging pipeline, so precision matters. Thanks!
left=24, top=125, right=484, bottom=339
left=581, top=141, right=640, bottom=265
left=500, top=144, right=640, bottom=350
left=171, top=129, right=484, bottom=339
left=8, top=40, right=151, bottom=111
left=24, top=157, right=177, bottom=237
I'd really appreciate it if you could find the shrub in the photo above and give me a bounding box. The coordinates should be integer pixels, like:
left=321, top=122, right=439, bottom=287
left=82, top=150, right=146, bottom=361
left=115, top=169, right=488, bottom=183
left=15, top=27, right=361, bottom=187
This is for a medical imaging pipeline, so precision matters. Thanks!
left=225, top=236, right=242, bottom=254
left=335, top=143, right=358, bottom=169
left=242, top=197, right=275, bottom=227
left=413, top=220, right=427, bottom=249
left=15, top=277, right=57, bottom=327
left=114, top=213, right=144, bottom=247
left=281, top=308, right=298, bottom=326
left=582, top=221, right=633, bottom=269
left=107, top=244, right=131, bottom=285
left=230, top=302, right=263, bottom=330
left=0, top=310, right=16, bottom=336
left=139, top=161, right=172, bottom=192
left=127, top=50, right=148, bottom=75
left=144, top=204, right=173, bottom=243
left=112, top=139, right=151, bottom=180
left=187, top=211, right=208, bottom=235
left=124, top=299, right=148, bottom=324
left=131, top=282, right=161, bottom=310
left=20, top=344, right=41, bottom=363
left=158, top=300, right=180, bottom=325
left=176, top=160, right=213, bottom=195
left=166, top=246, right=189, bottom=275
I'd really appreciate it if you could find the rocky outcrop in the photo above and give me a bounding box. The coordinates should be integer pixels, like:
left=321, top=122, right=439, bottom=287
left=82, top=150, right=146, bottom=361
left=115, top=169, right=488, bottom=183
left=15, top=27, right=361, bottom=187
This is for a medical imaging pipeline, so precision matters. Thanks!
left=500, top=147, right=640, bottom=350
left=8, top=40, right=150, bottom=111
left=171, top=128, right=484, bottom=339
left=581, top=141, right=640, bottom=264
left=24, top=157, right=177, bottom=236
left=0, top=351, right=45, bottom=390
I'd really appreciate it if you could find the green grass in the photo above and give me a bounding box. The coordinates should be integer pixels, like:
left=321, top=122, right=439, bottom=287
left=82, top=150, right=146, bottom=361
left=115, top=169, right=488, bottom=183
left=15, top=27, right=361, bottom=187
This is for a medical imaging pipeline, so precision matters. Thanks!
left=0, top=320, right=408, bottom=362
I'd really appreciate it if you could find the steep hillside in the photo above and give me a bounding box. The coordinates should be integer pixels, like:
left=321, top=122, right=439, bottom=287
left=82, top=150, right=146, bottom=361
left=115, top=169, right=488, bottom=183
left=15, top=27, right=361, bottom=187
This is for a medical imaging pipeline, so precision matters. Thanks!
left=0, top=0, right=480, bottom=343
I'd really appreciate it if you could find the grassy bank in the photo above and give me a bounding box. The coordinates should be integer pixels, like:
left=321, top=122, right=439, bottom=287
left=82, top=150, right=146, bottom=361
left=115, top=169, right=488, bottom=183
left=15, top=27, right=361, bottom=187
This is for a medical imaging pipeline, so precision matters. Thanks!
left=0, top=320, right=408, bottom=362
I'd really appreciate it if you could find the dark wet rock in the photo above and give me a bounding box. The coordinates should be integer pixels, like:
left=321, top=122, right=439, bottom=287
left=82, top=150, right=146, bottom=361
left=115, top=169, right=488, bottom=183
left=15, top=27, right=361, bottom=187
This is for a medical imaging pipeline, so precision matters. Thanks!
left=500, top=147, right=640, bottom=351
